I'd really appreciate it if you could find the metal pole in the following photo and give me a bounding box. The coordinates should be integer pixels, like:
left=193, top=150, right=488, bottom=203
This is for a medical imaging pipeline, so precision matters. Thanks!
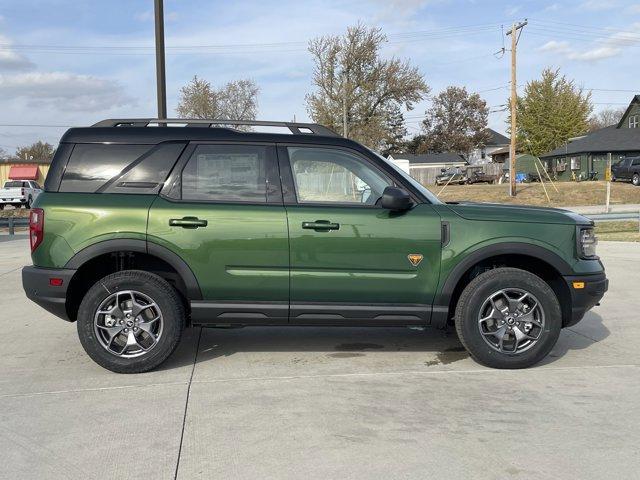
left=605, top=153, right=612, bottom=213
left=154, top=0, right=167, bottom=120
left=8, top=217, right=14, bottom=235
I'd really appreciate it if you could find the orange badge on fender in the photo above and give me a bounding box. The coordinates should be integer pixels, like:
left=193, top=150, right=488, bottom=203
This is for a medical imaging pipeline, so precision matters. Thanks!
left=408, top=254, right=423, bottom=267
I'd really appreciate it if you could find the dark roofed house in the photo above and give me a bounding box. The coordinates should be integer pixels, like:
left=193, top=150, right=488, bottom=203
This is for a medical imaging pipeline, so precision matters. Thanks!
left=468, top=128, right=510, bottom=164
left=540, top=95, right=640, bottom=181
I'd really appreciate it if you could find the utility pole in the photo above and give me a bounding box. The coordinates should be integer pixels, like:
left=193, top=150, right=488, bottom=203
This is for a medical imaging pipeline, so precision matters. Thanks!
left=154, top=0, right=167, bottom=120
left=506, top=19, right=527, bottom=196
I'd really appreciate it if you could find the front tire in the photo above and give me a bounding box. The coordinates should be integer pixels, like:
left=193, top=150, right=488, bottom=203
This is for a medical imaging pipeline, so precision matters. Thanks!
left=455, top=267, right=561, bottom=369
left=77, top=270, right=185, bottom=373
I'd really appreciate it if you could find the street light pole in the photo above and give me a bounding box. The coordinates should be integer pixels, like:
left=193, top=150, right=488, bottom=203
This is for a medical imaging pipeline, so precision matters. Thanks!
left=154, top=0, right=167, bottom=120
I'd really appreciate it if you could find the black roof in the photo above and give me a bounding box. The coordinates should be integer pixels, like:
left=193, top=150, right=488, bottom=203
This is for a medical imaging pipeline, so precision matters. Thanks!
left=393, top=152, right=467, bottom=164
left=59, top=126, right=357, bottom=148
left=540, top=125, right=640, bottom=158
left=617, top=95, right=640, bottom=128
left=485, top=128, right=510, bottom=146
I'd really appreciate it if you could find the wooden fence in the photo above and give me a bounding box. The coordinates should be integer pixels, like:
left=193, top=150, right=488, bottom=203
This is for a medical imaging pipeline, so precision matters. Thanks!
left=410, top=163, right=504, bottom=185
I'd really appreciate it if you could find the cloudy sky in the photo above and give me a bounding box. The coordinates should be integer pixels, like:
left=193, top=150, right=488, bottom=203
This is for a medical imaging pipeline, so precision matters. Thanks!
left=0, top=0, right=639, bottom=152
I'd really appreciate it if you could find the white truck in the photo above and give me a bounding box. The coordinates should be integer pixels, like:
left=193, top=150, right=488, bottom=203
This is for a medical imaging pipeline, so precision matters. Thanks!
left=0, top=180, right=42, bottom=210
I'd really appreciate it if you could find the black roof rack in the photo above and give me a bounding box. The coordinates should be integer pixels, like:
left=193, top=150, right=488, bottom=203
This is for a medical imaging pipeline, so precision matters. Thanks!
left=91, top=118, right=340, bottom=137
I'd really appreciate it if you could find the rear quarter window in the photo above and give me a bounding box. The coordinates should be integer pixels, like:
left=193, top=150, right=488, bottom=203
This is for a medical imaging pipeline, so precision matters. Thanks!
left=60, top=144, right=150, bottom=193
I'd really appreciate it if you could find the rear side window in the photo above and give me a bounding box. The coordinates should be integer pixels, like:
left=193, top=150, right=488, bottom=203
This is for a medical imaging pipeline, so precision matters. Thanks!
left=633, top=158, right=640, bottom=166
left=60, top=144, right=149, bottom=193
left=181, top=145, right=270, bottom=203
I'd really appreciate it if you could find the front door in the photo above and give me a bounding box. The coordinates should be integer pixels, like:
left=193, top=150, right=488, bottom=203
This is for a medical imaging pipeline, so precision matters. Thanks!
left=280, top=145, right=442, bottom=324
left=148, top=143, right=289, bottom=323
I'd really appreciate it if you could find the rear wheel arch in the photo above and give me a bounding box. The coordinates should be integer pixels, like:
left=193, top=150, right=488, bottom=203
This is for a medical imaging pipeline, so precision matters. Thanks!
left=435, top=243, right=572, bottom=328
left=64, top=239, right=202, bottom=321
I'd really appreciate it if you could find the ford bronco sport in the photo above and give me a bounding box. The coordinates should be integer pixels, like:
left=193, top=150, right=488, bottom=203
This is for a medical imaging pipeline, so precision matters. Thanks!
left=22, top=119, right=608, bottom=373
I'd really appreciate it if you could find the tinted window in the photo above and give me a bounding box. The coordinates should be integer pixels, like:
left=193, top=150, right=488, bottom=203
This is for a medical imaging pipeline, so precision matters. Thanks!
left=32, top=182, right=42, bottom=189
left=288, top=147, right=391, bottom=205
left=4, top=181, right=23, bottom=188
left=633, top=158, right=640, bottom=166
left=102, top=142, right=186, bottom=194
left=181, top=145, right=269, bottom=202
left=60, top=144, right=150, bottom=193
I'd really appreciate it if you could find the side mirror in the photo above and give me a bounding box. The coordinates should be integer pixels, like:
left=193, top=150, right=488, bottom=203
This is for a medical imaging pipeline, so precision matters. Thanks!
left=440, top=168, right=446, bottom=173
left=381, top=186, right=412, bottom=211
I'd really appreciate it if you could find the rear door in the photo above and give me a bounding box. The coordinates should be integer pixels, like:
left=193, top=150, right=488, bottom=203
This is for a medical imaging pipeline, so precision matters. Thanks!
left=148, top=143, right=289, bottom=324
left=279, top=145, right=442, bottom=324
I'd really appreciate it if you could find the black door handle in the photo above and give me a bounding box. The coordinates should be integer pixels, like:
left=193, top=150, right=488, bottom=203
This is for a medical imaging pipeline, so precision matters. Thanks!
left=302, top=220, right=340, bottom=231
left=169, top=217, right=208, bottom=229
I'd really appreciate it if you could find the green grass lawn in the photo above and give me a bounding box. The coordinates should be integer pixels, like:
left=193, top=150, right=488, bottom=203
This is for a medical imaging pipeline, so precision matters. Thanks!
left=595, top=221, right=640, bottom=242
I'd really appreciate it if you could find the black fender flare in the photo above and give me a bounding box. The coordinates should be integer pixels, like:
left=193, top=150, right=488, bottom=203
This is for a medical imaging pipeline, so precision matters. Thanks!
left=64, top=239, right=202, bottom=300
left=434, top=242, right=573, bottom=306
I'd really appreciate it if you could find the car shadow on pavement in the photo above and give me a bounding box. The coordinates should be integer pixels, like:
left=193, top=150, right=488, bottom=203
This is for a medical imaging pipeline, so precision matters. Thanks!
left=158, top=325, right=468, bottom=372
left=159, top=311, right=610, bottom=372
left=539, top=311, right=609, bottom=366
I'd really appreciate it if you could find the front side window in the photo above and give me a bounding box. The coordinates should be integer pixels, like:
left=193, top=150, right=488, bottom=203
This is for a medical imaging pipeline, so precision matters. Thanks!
left=288, top=147, right=391, bottom=205
left=181, top=144, right=269, bottom=202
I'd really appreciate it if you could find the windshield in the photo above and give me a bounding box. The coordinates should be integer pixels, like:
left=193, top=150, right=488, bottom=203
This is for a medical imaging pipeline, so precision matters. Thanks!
left=367, top=149, right=442, bottom=204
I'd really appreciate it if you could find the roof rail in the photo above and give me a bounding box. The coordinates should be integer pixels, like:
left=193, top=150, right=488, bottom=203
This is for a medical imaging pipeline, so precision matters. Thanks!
left=91, top=118, right=340, bottom=137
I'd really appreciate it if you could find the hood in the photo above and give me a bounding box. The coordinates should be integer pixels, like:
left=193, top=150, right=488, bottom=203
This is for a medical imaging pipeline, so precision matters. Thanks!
left=444, top=201, right=592, bottom=226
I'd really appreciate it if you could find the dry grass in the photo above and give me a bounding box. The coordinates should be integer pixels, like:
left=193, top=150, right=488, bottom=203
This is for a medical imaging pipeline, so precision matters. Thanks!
left=595, top=221, right=640, bottom=242
left=427, top=181, right=640, bottom=207
left=0, top=208, right=30, bottom=218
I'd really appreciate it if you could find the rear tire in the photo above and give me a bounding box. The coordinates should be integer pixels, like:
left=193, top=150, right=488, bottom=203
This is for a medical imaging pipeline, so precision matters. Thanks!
left=77, top=270, right=185, bottom=373
left=633, top=173, right=640, bottom=186
left=454, top=267, right=561, bottom=369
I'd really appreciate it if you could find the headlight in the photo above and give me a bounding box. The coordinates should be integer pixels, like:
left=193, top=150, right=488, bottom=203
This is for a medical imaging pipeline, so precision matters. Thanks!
left=578, top=227, right=598, bottom=258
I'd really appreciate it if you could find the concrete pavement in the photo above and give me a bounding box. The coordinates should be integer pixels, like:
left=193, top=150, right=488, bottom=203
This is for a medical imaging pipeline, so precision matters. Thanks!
left=0, top=236, right=638, bottom=479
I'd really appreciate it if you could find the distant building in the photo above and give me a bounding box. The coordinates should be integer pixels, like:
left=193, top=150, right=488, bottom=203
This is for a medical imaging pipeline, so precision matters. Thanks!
left=540, top=95, right=640, bottom=181
left=467, top=128, right=510, bottom=164
left=0, top=158, right=50, bottom=186
left=388, top=152, right=468, bottom=171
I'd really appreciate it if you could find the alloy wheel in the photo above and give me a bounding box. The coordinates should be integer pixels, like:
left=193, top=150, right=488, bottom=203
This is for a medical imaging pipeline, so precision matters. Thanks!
left=93, top=290, right=163, bottom=358
left=477, top=288, right=545, bottom=354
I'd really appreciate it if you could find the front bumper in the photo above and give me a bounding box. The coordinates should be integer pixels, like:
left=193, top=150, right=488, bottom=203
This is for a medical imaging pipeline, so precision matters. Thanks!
left=563, top=272, right=608, bottom=327
left=22, top=266, right=76, bottom=322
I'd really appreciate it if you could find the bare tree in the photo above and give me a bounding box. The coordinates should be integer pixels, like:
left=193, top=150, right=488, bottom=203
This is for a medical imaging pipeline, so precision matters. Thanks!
left=12, top=141, right=55, bottom=163
left=589, top=107, right=626, bottom=131
left=176, top=76, right=259, bottom=125
left=418, top=86, right=490, bottom=157
left=306, top=24, right=429, bottom=150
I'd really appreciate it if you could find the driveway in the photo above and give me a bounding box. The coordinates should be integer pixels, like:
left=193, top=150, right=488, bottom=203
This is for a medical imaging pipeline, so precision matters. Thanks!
left=0, top=237, right=638, bottom=479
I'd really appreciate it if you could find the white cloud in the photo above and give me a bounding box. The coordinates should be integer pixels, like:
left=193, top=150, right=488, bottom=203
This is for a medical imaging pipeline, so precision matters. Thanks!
left=539, top=40, right=571, bottom=53
left=0, top=72, right=136, bottom=112
left=0, top=34, right=35, bottom=71
left=580, top=0, right=618, bottom=10
left=505, top=5, right=522, bottom=16
left=543, top=3, right=561, bottom=11
left=538, top=23, right=640, bottom=62
left=627, top=4, right=640, bottom=13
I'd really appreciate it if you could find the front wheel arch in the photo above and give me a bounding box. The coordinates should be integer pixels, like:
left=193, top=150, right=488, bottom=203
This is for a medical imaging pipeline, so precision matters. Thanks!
left=435, top=248, right=571, bottom=329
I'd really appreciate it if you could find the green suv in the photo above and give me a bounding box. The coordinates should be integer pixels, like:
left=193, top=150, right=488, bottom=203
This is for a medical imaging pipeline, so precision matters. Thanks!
left=22, top=119, right=608, bottom=373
